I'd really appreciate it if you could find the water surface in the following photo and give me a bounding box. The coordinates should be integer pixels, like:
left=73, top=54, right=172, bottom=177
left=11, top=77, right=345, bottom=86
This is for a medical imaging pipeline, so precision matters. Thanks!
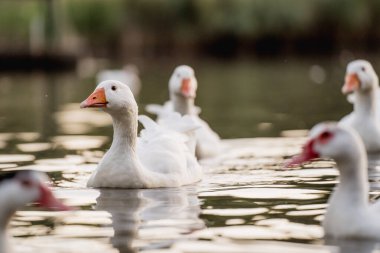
left=1, top=58, right=380, bottom=252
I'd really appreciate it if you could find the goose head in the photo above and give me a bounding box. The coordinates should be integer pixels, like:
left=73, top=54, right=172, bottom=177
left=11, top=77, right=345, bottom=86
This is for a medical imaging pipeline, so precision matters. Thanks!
left=342, top=60, right=379, bottom=95
left=169, top=65, right=198, bottom=99
left=0, top=170, right=69, bottom=212
left=286, top=122, right=365, bottom=168
left=80, top=80, right=138, bottom=116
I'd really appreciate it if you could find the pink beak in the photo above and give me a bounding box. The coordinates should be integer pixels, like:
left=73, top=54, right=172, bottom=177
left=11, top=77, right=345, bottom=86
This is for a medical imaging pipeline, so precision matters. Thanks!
left=342, top=73, right=360, bottom=94
left=284, top=140, right=319, bottom=167
left=181, top=78, right=195, bottom=98
left=37, top=184, right=71, bottom=211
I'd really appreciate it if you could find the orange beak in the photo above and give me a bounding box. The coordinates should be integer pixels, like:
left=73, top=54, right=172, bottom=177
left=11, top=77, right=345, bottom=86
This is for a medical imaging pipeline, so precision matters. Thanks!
left=342, top=73, right=360, bottom=94
left=80, top=88, right=108, bottom=108
left=181, top=78, right=194, bottom=98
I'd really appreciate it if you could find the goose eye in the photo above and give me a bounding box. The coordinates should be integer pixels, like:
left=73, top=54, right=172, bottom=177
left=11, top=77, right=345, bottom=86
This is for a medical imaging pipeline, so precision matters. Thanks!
left=319, top=131, right=332, bottom=143
left=361, top=67, right=366, bottom=72
left=19, top=179, right=33, bottom=188
left=111, top=86, right=117, bottom=91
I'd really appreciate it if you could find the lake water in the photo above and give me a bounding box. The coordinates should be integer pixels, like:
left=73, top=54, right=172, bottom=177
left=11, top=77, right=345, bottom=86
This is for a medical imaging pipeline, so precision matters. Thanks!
left=2, top=57, right=380, bottom=253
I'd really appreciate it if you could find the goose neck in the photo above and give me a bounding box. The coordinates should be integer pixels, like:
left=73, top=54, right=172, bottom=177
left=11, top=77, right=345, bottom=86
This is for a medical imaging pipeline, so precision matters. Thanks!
left=334, top=154, right=368, bottom=207
left=171, top=93, right=195, bottom=116
left=0, top=195, right=15, bottom=233
left=110, top=110, right=138, bottom=152
left=354, top=89, right=378, bottom=117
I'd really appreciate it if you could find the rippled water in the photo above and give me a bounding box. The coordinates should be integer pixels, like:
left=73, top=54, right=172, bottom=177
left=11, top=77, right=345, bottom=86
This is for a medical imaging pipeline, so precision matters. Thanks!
left=2, top=59, right=380, bottom=252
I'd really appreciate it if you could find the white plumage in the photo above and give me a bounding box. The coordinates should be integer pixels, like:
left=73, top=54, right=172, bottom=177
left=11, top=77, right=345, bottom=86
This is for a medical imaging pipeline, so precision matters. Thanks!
left=146, top=65, right=221, bottom=159
left=288, top=122, right=380, bottom=239
left=339, top=60, right=380, bottom=153
left=81, top=80, right=202, bottom=188
left=0, top=171, right=69, bottom=253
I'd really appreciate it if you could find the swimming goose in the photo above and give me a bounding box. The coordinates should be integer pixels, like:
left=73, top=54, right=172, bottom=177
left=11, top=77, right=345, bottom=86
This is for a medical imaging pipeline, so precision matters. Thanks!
left=97, top=64, right=141, bottom=97
left=287, top=122, right=380, bottom=239
left=339, top=60, right=380, bottom=153
left=0, top=170, right=69, bottom=253
left=146, top=65, right=221, bottom=159
left=80, top=80, right=202, bottom=188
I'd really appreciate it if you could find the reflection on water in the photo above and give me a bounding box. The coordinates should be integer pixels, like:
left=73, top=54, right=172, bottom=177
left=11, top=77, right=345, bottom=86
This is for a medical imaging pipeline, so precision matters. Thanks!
left=3, top=136, right=380, bottom=253
left=95, top=187, right=203, bottom=253
left=7, top=136, right=344, bottom=252
left=2, top=59, right=380, bottom=252
left=96, top=189, right=142, bottom=253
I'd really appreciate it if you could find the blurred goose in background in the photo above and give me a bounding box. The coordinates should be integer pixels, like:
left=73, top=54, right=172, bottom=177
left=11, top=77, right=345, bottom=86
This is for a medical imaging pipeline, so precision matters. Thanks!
left=96, top=64, right=141, bottom=97
left=146, top=65, right=221, bottom=159
left=339, top=60, right=380, bottom=153
left=287, top=122, right=380, bottom=239
left=80, top=80, right=202, bottom=188
left=0, top=170, right=70, bottom=253
left=346, top=88, right=380, bottom=108
left=346, top=85, right=380, bottom=116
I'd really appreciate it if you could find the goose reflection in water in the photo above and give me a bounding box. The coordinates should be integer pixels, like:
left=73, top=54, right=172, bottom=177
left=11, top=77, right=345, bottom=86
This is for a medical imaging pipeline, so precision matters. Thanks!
left=95, top=186, right=204, bottom=253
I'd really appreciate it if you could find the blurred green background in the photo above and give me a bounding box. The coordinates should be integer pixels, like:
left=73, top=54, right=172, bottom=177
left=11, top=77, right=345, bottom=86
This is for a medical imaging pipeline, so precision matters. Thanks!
left=1, top=0, right=380, bottom=60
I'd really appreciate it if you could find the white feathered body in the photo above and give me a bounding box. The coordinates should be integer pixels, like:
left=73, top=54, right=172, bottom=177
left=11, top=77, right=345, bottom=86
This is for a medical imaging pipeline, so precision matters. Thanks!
left=339, top=112, right=380, bottom=153
left=323, top=185, right=380, bottom=239
left=87, top=115, right=202, bottom=188
left=347, top=88, right=380, bottom=119
left=146, top=101, right=221, bottom=159
left=339, top=60, right=380, bottom=153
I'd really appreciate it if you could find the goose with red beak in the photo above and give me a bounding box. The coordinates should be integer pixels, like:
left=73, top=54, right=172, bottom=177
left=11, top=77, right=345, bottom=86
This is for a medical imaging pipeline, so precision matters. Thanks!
left=0, top=170, right=70, bottom=252
left=339, top=60, right=380, bottom=153
left=286, top=122, right=380, bottom=239
left=81, top=80, right=202, bottom=188
left=146, top=65, right=221, bottom=159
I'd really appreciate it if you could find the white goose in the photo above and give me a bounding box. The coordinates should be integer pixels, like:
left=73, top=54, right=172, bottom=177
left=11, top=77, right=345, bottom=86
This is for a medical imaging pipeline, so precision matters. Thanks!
left=0, top=170, right=69, bottom=253
left=146, top=65, right=221, bottom=159
left=97, top=64, right=141, bottom=97
left=80, top=80, right=202, bottom=188
left=339, top=60, right=380, bottom=153
left=287, top=122, right=380, bottom=239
